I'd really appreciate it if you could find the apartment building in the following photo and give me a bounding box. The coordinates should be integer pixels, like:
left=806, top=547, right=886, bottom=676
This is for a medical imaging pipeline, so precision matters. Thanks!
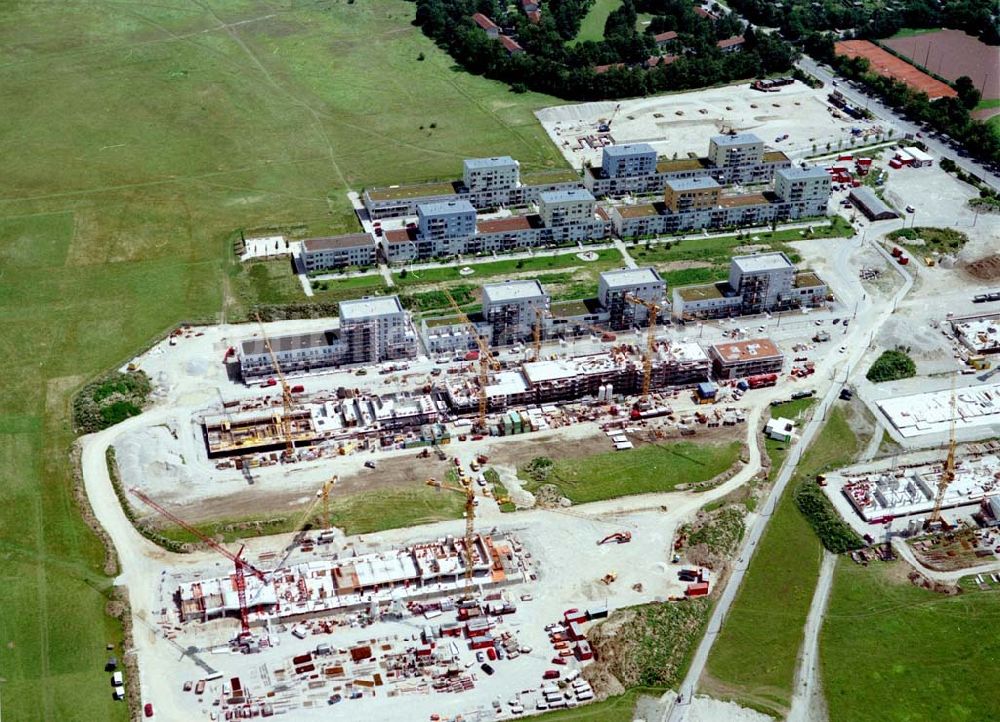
left=300, top=233, right=377, bottom=272
left=663, top=177, right=722, bottom=212
left=773, top=166, right=831, bottom=216
left=417, top=199, right=477, bottom=240
left=463, top=156, right=520, bottom=207
left=707, top=133, right=763, bottom=181
left=482, top=280, right=550, bottom=346
left=239, top=331, right=345, bottom=380
left=539, top=188, right=596, bottom=225
left=597, top=267, right=667, bottom=329
left=339, top=295, right=418, bottom=364
left=601, top=144, right=658, bottom=178
left=709, top=338, right=784, bottom=379
left=674, top=253, right=828, bottom=318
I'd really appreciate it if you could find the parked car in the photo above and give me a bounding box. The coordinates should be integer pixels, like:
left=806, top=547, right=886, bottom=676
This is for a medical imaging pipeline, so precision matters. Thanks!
left=481, top=663, right=495, bottom=676
left=144, top=703, right=155, bottom=718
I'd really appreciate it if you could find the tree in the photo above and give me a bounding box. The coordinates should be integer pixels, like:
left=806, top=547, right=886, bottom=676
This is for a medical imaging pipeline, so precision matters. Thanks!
left=954, top=75, right=981, bottom=109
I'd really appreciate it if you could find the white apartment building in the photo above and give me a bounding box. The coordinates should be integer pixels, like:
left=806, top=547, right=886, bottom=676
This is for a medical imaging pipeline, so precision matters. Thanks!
left=417, top=200, right=477, bottom=241
left=301, top=233, right=377, bottom=272
left=482, top=280, right=550, bottom=346
left=598, top=267, right=667, bottom=329
left=538, top=188, right=596, bottom=227
left=463, top=156, right=520, bottom=196
left=600, top=143, right=658, bottom=178
left=339, top=295, right=418, bottom=364
left=774, top=166, right=832, bottom=214
left=708, top=133, right=764, bottom=172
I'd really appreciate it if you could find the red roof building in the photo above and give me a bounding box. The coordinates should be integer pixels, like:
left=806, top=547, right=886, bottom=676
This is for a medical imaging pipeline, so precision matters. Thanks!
left=653, top=30, right=678, bottom=46
left=693, top=6, right=719, bottom=20
left=527, top=9, right=542, bottom=23
left=499, top=35, right=524, bottom=55
left=716, top=35, right=745, bottom=52
left=472, top=12, right=500, bottom=38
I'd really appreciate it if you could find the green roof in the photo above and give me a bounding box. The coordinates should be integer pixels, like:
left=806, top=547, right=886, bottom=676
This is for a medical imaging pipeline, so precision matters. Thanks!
left=678, top=282, right=728, bottom=301
left=522, top=169, right=582, bottom=185
left=367, top=181, right=459, bottom=202
left=794, top=271, right=824, bottom=288
left=656, top=157, right=711, bottom=172
left=550, top=299, right=593, bottom=317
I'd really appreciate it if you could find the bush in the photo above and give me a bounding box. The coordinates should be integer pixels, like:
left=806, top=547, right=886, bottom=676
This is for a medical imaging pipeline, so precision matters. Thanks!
left=866, top=349, right=916, bottom=383
left=794, top=481, right=864, bottom=553
left=73, top=370, right=152, bottom=433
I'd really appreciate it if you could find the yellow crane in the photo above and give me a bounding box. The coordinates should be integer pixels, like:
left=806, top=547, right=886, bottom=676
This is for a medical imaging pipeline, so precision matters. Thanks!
left=268, top=475, right=338, bottom=574
left=443, top=289, right=500, bottom=431
left=926, top=386, right=958, bottom=531
left=426, top=476, right=479, bottom=597
left=625, top=294, right=662, bottom=400
left=532, top=307, right=552, bottom=361
left=255, top=314, right=296, bottom=458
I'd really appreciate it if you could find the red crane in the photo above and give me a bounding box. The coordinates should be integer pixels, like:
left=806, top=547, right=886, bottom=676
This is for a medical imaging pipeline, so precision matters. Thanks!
left=130, top=488, right=266, bottom=640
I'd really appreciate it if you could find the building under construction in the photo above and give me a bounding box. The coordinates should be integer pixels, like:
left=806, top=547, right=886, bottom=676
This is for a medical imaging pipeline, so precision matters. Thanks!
left=444, top=341, right=710, bottom=412
left=202, top=394, right=444, bottom=457
left=176, top=534, right=527, bottom=625
left=833, top=453, right=1000, bottom=525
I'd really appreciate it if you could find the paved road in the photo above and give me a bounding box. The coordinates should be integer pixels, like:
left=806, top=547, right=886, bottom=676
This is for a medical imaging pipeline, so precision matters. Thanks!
left=797, top=58, right=1000, bottom=191
left=663, top=234, right=914, bottom=721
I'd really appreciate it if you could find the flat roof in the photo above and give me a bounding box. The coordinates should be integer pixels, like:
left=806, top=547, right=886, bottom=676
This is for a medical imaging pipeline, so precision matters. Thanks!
left=464, top=156, right=517, bottom=170
left=666, top=177, right=721, bottom=192
left=521, top=168, right=582, bottom=185
left=241, top=330, right=337, bottom=357
left=678, top=282, right=730, bottom=301
left=483, top=279, right=547, bottom=304
left=711, top=132, right=762, bottom=147
left=603, top=143, right=656, bottom=158
left=777, top=165, right=831, bottom=181
left=476, top=215, right=539, bottom=233
left=417, top=199, right=476, bottom=216
left=762, top=150, right=790, bottom=163
left=383, top=228, right=417, bottom=245
left=656, top=157, right=712, bottom=172
left=794, top=271, right=824, bottom=288
left=366, top=181, right=460, bottom=202
left=539, top=188, right=595, bottom=203
left=339, top=295, right=404, bottom=320
left=733, top=252, right=793, bottom=274
left=903, top=146, right=933, bottom=161
left=617, top=203, right=660, bottom=218
left=600, top=267, right=664, bottom=289
left=302, top=233, right=374, bottom=252
left=718, top=192, right=768, bottom=208
left=710, top=338, right=783, bottom=363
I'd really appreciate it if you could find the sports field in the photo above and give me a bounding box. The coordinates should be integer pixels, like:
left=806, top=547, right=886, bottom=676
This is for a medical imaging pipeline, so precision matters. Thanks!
left=885, top=29, right=1000, bottom=102
left=834, top=39, right=957, bottom=100
left=0, top=1, right=563, bottom=719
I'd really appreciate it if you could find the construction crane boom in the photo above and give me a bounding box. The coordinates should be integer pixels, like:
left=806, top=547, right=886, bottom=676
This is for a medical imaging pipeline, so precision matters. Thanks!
left=625, top=294, right=662, bottom=400
left=129, top=488, right=265, bottom=639
left=532, top=307, right=552, bottom=361
left=425, top=476, right=478, bottom=596
left=255, top=314, right=296, bottom=458
left=443, top=289, right=500, bottom=431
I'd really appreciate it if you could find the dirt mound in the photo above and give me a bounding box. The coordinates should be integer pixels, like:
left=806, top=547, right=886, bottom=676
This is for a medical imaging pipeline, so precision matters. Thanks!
left=964, top=254, right=1000, bottom=281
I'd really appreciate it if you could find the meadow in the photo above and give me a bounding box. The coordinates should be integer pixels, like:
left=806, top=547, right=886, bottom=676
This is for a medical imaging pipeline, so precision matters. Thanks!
left=0, top=1, right=563, bottom=718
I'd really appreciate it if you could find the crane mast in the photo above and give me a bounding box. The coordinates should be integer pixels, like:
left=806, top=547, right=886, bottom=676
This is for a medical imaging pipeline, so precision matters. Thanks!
left=625, top=294, right=662, bottom=400
left=443, top=289, right=500, bottom=431
left=255, top=314, right=296, bottom=458
left=425, top=476, right=478, bottom=597
left=926, top=386, right=958, bottom=530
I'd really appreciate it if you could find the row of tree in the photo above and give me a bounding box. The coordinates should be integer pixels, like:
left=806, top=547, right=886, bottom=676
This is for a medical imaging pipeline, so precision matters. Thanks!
left=726, top=0, right=999, bottom=45
left=806, top=34, right=1000, bottom=165
left=411, top=0, right=797, bottom=100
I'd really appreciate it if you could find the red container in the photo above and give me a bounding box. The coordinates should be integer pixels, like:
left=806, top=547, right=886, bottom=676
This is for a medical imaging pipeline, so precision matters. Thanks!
left=685, top=582, right=709, bottom=597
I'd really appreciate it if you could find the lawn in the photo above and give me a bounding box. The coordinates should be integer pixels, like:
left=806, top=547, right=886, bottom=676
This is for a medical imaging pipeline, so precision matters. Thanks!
left=519, top=441, right=742, bottom=504
left=537, top=687, right=665, bottom=721
left=821, top=561, right=1000, bottom=722
left=702, top=406, right=863, bottom=717
left=392, top=248, right=624, bottom=288
left=886, top=226, right=968, bottom=257
left=0, top=0, right=564, bottom=718
left=572, top=0, right=624, bottom=44
left=155, top=486, right=466, bottom=544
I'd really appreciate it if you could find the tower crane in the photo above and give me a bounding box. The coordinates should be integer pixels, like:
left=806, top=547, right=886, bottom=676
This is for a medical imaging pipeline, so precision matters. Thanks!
left=925, top=386, right=958, bottom=531
left=625, top=294, right=663, bottom=400
left=425, top=476, right=479, bottom=597
left=267, top=475, right=339, bottom=574
left=532, top=307, right=552, bottom=361
left=129, top=488, right=266, bottom=641
left=443, top=289, right=500, bottom=431
left=254, top=314, right=297, bottom=459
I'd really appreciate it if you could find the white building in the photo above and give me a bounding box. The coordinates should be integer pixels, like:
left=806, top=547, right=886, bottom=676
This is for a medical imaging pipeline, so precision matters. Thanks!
left=708, top=133, right=764, bottom=181
left=417, top=199, right=477, bottom=241
left=239, top=330, right=345, bottom=380
left=538, top=188, right=596, bottom=227
left=600, top=143, right=658, bottom=178
left=463, top=156, right=520, bottom=206
left=774, top=166, right=832, bottom=214
left=339, top=295, right=418, bottom=364
left=597, top=267, right=667, bottom=329
left=301, top=233, right=377, bottom=272
left=482, top=280, right=550, bottom=346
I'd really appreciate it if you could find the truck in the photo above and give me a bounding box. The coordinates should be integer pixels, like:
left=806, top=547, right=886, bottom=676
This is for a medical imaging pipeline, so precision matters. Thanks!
left=747, top=373, right=778, bottom=389
left=813, top=330, right=831, bottom=343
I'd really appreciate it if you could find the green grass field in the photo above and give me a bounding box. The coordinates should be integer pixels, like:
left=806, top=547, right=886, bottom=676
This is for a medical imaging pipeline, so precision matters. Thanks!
left=156, top=486, right=466, bottom=544
left=703, top=407, right=862, bottom=717
left=0, top=1, right=565, bottom=719
left=519, top=441, right=742, bottom=504
left=573, top=0, right=624, bottom=44
left=821, top=561, right=1000, bottom=722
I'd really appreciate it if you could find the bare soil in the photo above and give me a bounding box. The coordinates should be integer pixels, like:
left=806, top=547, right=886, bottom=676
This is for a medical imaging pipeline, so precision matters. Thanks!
left=964, top=253, right=1000, bottom=281
left=884, top=30, right=1000, bottom=101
